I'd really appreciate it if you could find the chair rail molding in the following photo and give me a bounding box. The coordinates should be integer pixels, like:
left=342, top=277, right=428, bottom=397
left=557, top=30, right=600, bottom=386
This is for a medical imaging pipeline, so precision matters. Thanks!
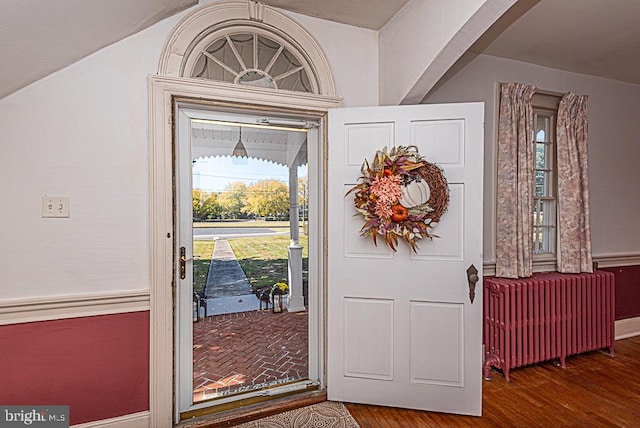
left=0, top=289, right=150, bottom=325
left=593, top=253, right=640, bottom=268
left=483, top=252, right=640, bottom=276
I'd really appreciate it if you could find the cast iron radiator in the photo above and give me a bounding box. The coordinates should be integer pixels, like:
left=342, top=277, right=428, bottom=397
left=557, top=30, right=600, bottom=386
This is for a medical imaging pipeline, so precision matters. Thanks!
left=483, top=271, right=615, bottom=381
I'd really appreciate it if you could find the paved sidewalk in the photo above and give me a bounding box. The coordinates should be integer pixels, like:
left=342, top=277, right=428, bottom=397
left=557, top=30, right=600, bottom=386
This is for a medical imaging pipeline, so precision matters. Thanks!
left=205, top=239, right=252, bottom=297
left=203, top=239, right=260, bottom=315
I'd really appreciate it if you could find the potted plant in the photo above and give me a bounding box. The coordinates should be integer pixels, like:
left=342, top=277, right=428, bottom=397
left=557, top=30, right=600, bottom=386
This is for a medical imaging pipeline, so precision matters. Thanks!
left=271, top=282, right=288, bottom=313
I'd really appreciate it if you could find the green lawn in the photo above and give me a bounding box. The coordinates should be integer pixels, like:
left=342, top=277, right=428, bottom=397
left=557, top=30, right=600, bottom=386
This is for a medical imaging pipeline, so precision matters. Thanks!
left=229, top=235, right=309, bottom=291
left=193, top=240, right=214, bottom=295
left=192, top=234, right=309, bottom=294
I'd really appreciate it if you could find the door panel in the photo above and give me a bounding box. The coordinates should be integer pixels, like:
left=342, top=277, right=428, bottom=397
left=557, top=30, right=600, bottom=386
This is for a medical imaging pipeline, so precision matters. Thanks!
left=411, top=183, right=463, bottom=260
left=409, top=301, right=463, bottom=386
left=343, top=298, right=394, bottom=380
left=327, top=103, right=484, bottom=416
left=413, top=119, right=465, bottom=165
left=345, top=123, right=394, bottom=168
left=342, top=183, right=394, bottom=258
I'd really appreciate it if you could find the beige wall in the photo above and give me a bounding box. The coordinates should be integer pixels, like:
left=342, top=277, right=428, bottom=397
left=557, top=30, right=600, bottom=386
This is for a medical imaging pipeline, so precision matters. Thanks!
left=424, top=53, right=640, bottom=264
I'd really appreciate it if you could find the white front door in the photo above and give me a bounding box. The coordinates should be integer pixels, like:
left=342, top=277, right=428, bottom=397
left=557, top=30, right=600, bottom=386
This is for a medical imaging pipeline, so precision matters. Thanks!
left=327, top=103, right=484, bottom=415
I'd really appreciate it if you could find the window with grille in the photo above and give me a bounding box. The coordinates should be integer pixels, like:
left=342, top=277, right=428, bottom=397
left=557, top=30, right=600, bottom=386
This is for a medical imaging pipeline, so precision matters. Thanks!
left=532, top=102, right=558, bottom=256
left=188, top=31, right=314, bottom=93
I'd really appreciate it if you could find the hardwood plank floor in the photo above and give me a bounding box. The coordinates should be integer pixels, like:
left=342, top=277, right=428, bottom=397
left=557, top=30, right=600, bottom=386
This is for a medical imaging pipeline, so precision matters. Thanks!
left=346, top=336, right=640, bottom=427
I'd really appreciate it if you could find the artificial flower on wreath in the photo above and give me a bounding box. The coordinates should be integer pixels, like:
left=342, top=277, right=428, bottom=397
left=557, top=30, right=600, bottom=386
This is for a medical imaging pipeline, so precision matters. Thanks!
left=346, top=145, right=449, bottom=252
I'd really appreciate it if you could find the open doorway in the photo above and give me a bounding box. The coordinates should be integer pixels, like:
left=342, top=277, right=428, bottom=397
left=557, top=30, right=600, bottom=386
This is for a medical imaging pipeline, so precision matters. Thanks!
left=175, top=105, right=322, bottom=419
left=150, top=4, right=341, bottom=423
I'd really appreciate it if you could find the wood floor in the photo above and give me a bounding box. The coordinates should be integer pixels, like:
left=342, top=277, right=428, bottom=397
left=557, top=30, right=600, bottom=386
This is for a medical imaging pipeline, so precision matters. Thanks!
left=346, top=336, right=640, bottom=427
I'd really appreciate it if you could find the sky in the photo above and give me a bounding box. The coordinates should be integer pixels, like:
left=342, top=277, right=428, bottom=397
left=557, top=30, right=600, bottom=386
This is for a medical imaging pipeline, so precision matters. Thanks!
left=192, top=156, right=307, bottom=194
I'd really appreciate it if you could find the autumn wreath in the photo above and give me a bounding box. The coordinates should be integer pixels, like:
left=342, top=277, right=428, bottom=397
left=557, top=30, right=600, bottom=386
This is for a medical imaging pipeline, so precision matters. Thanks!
left=347, top=145, right=449, bottom=252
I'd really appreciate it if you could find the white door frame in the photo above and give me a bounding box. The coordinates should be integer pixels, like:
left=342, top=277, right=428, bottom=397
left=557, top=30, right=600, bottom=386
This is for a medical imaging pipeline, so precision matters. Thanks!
left=148, top=75, right=342, bottom=427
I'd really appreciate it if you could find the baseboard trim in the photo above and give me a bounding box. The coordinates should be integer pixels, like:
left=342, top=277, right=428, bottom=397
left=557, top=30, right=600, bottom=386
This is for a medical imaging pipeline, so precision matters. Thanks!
left=616, top=316, right=640, bottom=340
left=0, top=290, right=150, bottom=325
left=72, top=411, right=149, bottom=428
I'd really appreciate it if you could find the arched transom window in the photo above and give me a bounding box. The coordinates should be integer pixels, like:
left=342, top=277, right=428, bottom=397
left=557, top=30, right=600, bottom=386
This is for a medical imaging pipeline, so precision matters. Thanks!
left=158, top=1, right=336, bottom=97
left=185, top=29, right=314, bottom=93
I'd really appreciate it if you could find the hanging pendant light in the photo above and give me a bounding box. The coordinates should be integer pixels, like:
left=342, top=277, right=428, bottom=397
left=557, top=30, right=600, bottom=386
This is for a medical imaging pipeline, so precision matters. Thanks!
left=232, top=126, right=248, bottom=158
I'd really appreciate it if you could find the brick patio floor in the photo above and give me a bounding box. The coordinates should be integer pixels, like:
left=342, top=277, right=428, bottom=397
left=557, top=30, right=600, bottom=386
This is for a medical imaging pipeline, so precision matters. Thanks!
left=193, top=309, right=308, bottom=402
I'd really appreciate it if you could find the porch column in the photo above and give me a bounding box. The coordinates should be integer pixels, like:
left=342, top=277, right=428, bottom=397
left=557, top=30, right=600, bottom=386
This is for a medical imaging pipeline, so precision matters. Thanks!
left=288, top=165, right=305, bottom=312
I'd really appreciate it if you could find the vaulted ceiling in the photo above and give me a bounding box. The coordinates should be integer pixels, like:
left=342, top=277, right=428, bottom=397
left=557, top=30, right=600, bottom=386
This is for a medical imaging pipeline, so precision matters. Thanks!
left=260, top=0, right=408, bottom=30
left=0, top=0, right=638, bottom=101
left=0, top=0, right=197, bottom=100
left=471, top=0, right=640, bottom=85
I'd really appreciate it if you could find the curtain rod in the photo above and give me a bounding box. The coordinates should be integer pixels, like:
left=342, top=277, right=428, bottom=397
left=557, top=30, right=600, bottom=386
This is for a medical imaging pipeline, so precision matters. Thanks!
left=498, top=82, right=565, bottom=97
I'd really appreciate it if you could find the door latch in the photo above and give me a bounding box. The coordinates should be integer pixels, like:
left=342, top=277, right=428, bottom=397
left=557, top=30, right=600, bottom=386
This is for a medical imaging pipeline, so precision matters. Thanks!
left=180, top=246, right=187, bottom=280
left=466, top=264, right=479, bottom=304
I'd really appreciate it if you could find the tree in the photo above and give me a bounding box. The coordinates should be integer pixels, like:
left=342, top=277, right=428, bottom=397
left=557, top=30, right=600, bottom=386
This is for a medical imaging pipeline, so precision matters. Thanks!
left=298, top=176, right=308, bottom=215
left=201, top=192, right=221, bottom=219
left=218, top=181, right=248, bottom=219
left=298, top=176, right=309, bottom=234
left=192, top=189, right=207, bottom=220
left=192, top=189, right=221, bottom=220
left=242, top=180, right=289, bottom=218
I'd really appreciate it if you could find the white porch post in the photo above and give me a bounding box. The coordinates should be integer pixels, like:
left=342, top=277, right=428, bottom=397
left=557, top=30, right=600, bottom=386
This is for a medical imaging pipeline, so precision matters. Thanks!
left=288, top=165, right=305, bottom=312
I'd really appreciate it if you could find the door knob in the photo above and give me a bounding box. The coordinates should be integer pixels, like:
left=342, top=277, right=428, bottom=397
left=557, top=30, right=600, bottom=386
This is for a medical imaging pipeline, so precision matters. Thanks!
left=466, top=264, right=479, bottom=303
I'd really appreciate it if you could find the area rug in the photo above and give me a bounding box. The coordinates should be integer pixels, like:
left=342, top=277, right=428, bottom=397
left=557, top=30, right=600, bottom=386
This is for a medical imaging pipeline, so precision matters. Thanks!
left=236, top=401, right=360, bottom=427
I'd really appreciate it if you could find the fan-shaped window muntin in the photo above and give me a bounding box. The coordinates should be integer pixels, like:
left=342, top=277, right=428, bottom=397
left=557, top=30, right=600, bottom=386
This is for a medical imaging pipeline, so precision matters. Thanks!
left=188, top=30, right=314, bottom=93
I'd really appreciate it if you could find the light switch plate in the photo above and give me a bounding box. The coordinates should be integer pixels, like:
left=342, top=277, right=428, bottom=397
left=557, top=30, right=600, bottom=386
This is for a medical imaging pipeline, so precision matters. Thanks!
left=42, top=195, right=70, bottom=218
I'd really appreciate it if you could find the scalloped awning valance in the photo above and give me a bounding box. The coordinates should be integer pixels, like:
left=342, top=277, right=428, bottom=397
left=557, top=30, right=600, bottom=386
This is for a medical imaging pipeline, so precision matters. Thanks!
left=191, top=121, right=307, bottom=167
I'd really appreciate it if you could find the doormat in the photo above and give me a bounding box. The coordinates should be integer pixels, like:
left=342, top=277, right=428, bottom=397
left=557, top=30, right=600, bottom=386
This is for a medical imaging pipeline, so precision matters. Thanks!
left=236, top=401, right=360, bottom=427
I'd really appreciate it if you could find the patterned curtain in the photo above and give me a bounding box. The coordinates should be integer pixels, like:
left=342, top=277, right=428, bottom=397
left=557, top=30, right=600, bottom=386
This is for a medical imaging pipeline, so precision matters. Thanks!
left=556, top=93, right=593, bottom=273
left=496, top=83, right=537, bottom=278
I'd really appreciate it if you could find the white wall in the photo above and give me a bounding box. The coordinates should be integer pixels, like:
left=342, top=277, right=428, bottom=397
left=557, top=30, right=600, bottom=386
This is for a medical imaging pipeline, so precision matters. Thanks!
left=424, top=53, right=640, bottom=264
left=0, top=13, right=182, bottom=300
left=379, top=0, right=483, bottom=105
left=0, top=3, right=378, bottom=301
left=378, top=0, right=519, bottom=105
left=287, top=11, right=378, bottom=107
